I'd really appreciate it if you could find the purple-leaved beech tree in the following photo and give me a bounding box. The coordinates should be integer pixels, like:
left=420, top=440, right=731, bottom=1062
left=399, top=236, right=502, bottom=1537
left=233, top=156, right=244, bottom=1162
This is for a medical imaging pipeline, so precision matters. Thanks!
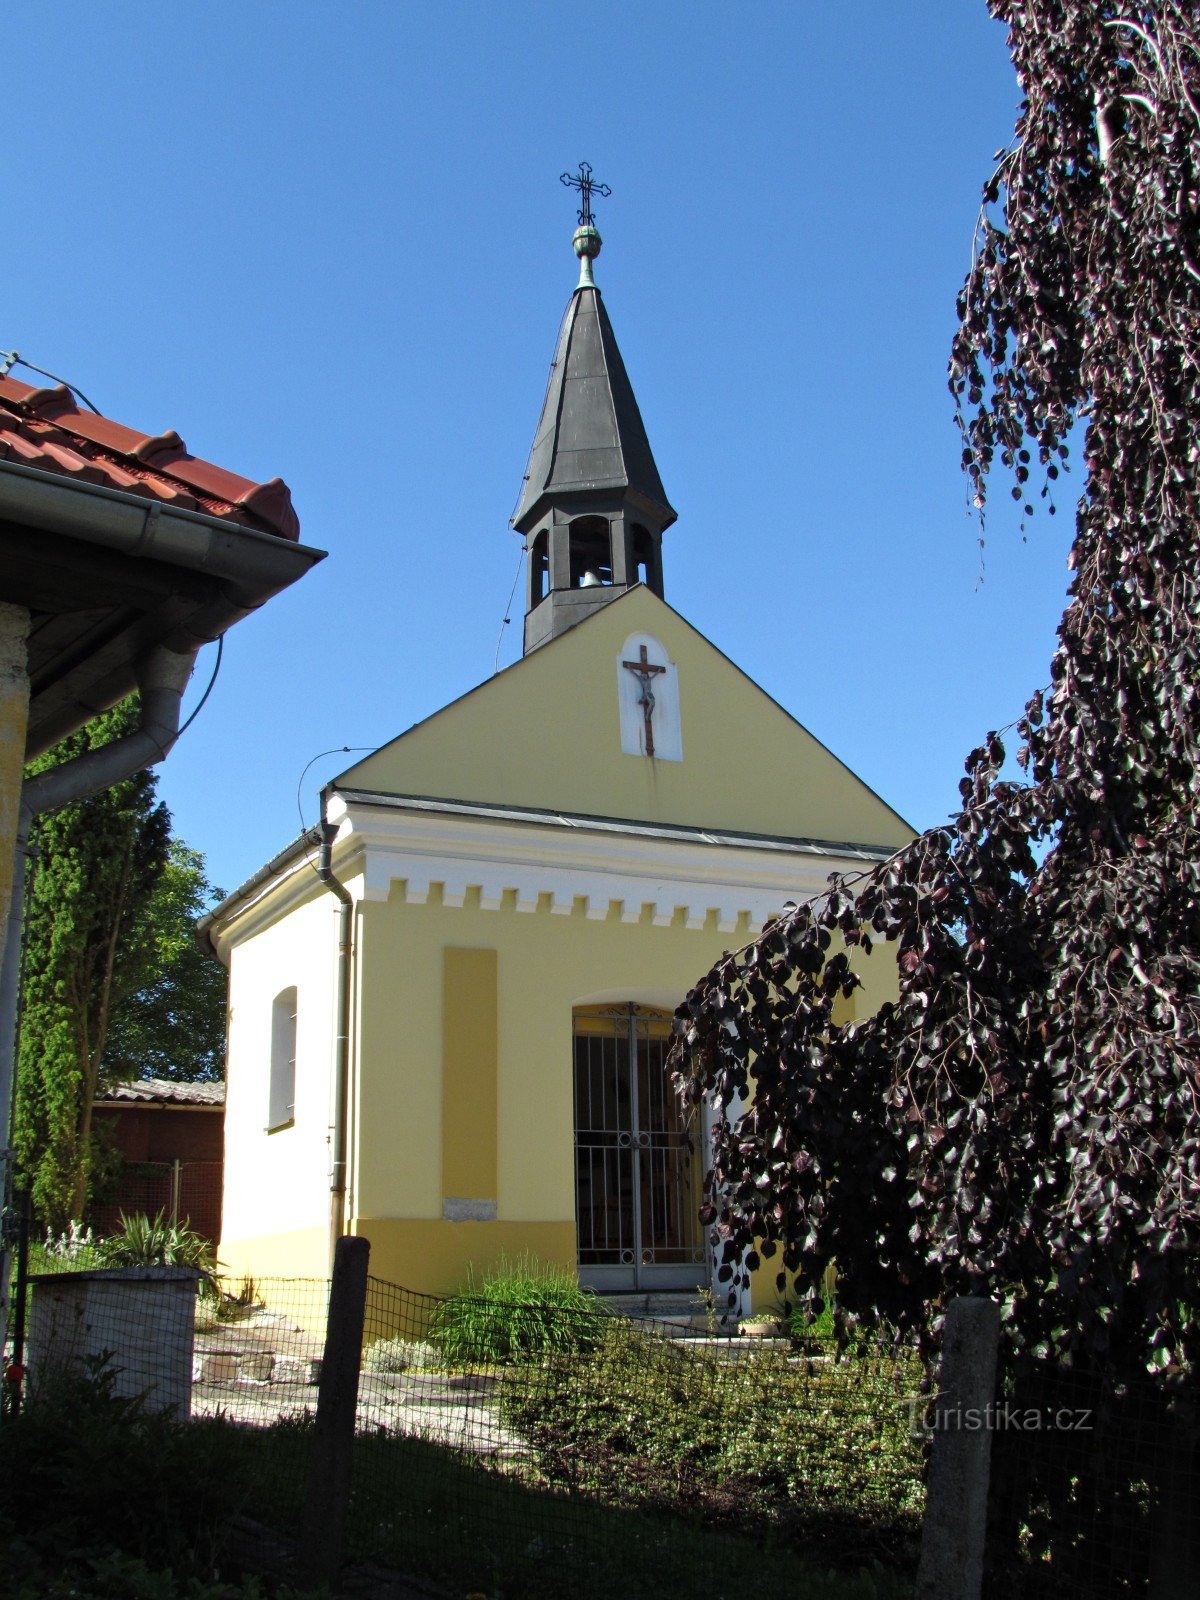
left=672, top=0, right=1200, bottom=1376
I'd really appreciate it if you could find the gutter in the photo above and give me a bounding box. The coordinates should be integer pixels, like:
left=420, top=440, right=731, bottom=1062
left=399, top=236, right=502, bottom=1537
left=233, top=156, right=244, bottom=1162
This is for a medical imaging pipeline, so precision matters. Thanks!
left=0, top=457, right=324, bottom=603
left=196, top=828, right=323, bottom=965
left=0, top=458, right=326, bottom=758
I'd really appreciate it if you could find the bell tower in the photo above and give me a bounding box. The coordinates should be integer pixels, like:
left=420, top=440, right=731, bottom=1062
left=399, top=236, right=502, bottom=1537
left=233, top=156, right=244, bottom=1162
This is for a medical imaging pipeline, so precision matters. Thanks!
left=513, top=166, right=677, bottom=655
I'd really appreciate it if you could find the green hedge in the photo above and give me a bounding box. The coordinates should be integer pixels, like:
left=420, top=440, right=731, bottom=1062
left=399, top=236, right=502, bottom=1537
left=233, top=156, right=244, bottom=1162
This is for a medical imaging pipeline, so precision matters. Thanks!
left=501, top=1323, right=925, bottom=1560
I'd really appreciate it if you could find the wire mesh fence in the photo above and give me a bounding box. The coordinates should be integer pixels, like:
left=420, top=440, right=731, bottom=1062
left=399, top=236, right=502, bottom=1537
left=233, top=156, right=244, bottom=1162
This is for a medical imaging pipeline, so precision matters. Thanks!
left=89, top=1159, right=223, bottom=1245
left=984, top=1356, right=1199, bottom=1599
left=185, top=1273, right=925, bottom=1596
left=11, top=1255, right=1198, bottom=1597
left=7, top=1251, right=1198, bottom=1596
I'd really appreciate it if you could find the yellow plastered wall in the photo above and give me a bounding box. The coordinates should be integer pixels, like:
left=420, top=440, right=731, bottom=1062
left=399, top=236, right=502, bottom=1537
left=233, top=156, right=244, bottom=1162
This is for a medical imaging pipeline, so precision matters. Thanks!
left=341, top=888, right=902, bottom=1301
left=441, top=948, right=498, bottom=1208
left=339, top=588, right=912, bottom=849
left=217, top=881, right=905, bottom=1301
left=220, top=879, right=348, bottom=1279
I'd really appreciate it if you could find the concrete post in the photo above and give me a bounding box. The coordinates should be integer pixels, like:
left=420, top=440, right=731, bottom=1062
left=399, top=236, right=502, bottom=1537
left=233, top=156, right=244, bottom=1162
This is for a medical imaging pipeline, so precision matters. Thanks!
left=0, top=602, right=30, bottom=1064
left=916, top=1296, right=1002, bottom=1600
left=0, top=603, right=31, bottom=1372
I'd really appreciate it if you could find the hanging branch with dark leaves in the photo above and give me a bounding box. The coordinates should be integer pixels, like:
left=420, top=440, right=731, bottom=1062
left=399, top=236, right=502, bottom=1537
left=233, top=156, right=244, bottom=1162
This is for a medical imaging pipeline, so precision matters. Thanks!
left=671, top=0, right=1200, bottom=1375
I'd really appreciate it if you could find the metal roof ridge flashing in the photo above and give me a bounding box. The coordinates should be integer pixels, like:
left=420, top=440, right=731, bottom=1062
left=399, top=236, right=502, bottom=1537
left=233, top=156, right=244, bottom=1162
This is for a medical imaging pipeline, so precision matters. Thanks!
left=332, top=787, right=898, bottom=858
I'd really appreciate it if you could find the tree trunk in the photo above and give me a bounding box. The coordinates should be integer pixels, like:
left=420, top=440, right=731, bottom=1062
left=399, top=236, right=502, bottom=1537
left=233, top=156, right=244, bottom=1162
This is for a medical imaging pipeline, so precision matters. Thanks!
left=70, top=839, right=132, bottom=1221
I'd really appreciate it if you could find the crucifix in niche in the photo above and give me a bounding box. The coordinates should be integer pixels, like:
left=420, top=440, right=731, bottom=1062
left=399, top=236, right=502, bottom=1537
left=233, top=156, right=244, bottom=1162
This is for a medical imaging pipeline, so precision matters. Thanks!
left=622, top=644, right=667, bottom=758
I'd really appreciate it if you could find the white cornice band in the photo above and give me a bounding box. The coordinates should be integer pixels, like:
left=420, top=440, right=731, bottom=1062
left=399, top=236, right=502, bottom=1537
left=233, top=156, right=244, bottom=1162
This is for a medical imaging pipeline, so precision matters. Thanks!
left=324, top=791, right=892, bottom=935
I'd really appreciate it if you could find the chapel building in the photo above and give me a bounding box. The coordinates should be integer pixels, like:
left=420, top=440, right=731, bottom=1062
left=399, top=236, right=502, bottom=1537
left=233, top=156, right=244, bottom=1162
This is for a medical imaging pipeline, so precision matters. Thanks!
left=202, top=201, right=911, bottom=1309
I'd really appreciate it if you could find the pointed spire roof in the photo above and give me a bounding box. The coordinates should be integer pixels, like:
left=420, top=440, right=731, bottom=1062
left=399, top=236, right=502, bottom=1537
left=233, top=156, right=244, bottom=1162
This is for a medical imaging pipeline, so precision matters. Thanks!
left=513, top=235, right=676, bottom=533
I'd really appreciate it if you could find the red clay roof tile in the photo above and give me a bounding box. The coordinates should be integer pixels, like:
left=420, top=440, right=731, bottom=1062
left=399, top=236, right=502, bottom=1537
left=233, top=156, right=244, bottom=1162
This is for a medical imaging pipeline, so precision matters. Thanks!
left=0, top=373, right=299, bottom=540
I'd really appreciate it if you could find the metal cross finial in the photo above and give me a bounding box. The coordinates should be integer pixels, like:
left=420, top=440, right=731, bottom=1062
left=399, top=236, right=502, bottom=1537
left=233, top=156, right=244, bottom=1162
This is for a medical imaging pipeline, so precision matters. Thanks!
left=560, top=162, right=611, bottom=226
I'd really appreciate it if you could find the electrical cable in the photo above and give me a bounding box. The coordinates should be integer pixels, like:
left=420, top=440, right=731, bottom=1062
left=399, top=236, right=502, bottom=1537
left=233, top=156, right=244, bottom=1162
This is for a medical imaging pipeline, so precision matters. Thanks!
left=0, top=349, right=101, bottom=414
left=174, top=636, right=224, bottom=742
left=494, top=538, right=526, bottom=675
left=295, top=747, right=378, bottom=882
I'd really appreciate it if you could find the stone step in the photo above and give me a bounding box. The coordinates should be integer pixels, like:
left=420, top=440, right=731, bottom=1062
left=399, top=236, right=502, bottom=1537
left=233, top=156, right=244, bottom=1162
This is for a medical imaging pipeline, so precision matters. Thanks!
left=595, top=1291, right=738, bottom=1336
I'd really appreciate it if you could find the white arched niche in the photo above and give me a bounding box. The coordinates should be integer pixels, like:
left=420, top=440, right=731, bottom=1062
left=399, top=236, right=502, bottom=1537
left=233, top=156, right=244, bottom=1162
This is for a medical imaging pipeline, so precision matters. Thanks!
left=615, top=632, right=682, bottom=762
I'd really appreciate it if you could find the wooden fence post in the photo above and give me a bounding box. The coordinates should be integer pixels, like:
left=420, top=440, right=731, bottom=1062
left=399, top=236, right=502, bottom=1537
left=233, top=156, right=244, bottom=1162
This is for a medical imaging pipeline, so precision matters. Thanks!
left=916, top=1295, right=1001, bottom=1600
left=296, top=1234, right=370, bottom=1585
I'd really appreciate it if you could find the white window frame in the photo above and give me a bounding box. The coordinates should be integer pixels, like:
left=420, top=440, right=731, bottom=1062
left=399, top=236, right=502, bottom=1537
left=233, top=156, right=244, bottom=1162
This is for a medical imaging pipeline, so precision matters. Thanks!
left=267, top=986, right=298, bottom=1132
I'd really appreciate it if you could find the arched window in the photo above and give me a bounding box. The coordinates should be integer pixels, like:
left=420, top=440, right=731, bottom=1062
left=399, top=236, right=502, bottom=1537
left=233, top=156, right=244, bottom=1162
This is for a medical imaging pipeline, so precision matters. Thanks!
left=631, top=524, right=653, bottom=587
left=268, top=986, right=297, bottom=1131
left=530, top=528, right=549, bottom=605
left=568, top=516, right=613, bottom=588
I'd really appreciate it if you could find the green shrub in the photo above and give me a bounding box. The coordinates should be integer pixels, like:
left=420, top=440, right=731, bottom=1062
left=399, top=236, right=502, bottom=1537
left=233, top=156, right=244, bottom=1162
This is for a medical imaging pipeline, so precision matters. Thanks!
left=500, top=1321, right=924, bottom=1562
left=13, top=1226, right=104, bottom=1286
left=0, top=1357, right=253, bottom=1584
left=363, top=1335, right=441, bottom=1374
left=429, top=1254, right=604, bottom=1365
left=0, top=1537, right=280, bottom=1599
left=787, top=1298, right=837, bottom=1342
left=94, top=1210, right=218, bottom=1299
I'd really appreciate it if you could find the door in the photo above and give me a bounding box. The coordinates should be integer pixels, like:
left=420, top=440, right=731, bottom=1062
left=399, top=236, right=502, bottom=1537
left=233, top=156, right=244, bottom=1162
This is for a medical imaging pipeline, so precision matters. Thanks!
left=573, top=1005, right=706, bottom=1291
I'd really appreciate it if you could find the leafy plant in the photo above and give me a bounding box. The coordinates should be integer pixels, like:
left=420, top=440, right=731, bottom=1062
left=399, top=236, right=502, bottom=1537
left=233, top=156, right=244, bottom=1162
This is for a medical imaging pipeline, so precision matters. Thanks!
left=673, top=0, right=1200, bottom=1379
left=429, top=1255, right=604, bottom=1365
left=42, top=1220, right=98, bottom=1261
left=95, top=1210, right=218, bottom=1299
left=363, top=1335, right=441, bottom=1374
left=500, top=1322, right=923, bottom=1563
left=0, top=1357, right=253, bottom=1585
left=787, top=1300, right=836, bottom=1343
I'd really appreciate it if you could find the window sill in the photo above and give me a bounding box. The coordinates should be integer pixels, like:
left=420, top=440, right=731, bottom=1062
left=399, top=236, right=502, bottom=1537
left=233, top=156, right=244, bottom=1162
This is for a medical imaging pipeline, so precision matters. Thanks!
left=265, top=1118, right=295, bottom=1135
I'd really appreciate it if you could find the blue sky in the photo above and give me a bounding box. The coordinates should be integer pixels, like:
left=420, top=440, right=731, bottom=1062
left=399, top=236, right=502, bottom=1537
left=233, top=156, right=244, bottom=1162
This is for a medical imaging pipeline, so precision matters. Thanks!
left=6, top=3, right=1070, bottom=897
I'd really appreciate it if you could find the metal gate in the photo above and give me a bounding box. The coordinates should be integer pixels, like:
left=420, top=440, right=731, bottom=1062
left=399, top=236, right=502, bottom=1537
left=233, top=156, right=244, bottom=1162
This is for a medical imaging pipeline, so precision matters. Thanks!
left=573, top=1005, right=706, bottom=1291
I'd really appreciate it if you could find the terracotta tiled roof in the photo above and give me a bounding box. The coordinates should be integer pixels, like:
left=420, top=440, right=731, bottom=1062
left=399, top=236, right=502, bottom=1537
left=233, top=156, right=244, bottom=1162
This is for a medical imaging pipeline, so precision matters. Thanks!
left=95, top=1077, right=225, bottom=1107
left=0, top=373, right=299, bottom=541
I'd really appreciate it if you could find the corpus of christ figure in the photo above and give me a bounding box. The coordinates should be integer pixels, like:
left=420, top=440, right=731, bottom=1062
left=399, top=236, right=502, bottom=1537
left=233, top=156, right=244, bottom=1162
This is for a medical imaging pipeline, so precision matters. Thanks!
left=622, top=644, right=666, bottom=758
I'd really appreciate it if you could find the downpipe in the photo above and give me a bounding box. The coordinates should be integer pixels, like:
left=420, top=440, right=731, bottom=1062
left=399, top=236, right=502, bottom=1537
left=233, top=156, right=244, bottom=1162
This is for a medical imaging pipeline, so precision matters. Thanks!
left=0, top=643, right=197, bottom=1365
left=318, top=788, right=354, bottom=1274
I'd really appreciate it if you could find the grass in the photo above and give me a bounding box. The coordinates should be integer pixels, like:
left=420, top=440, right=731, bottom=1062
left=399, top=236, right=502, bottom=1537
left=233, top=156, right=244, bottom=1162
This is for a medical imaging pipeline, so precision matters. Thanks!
left=230, top=1306, right=922, bottom=1598
left=428, top=1254, right=605, bottom=1364
left=1, top=1342, right=918, bottom=1600
left=231, top=1416, right=913, bottom=1600
left=0, top=1356, right=293, bottom=1598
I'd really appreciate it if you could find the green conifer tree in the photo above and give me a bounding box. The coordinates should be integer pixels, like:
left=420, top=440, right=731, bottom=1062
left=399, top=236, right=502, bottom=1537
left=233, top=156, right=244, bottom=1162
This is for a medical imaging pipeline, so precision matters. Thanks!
left=14, top=700, right=170, bottom=1228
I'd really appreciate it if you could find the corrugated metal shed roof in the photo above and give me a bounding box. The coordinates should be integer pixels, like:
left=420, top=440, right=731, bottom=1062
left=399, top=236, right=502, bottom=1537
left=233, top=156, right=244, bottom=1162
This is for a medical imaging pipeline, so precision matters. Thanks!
left=95, top=1077, right=225, bottom=1107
